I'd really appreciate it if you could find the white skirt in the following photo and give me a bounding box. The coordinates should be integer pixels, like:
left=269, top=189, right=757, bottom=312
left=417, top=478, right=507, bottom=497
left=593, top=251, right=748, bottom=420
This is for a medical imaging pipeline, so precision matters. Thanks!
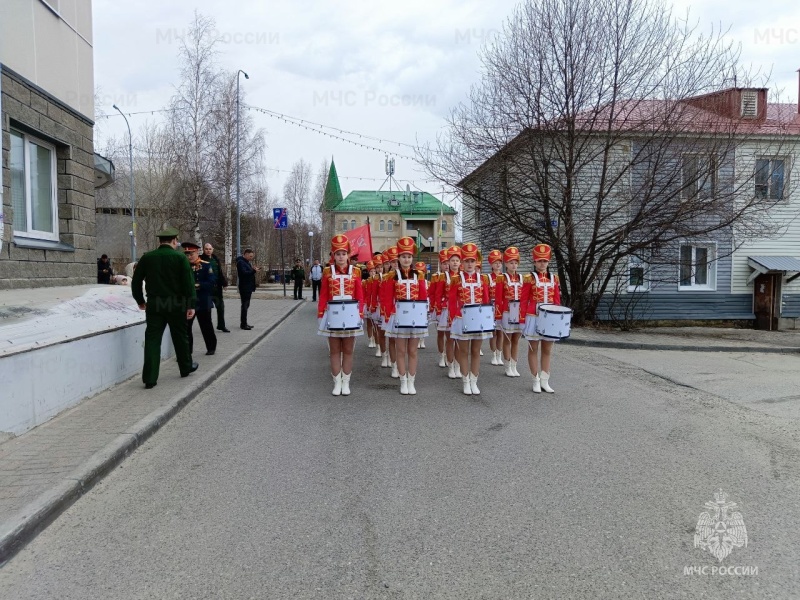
left=436, top=308, right=450, bottom=332
left=501, top=311, right=523, bottom=334
left=385, top=314, right=429, bottom=339
left=317, top=311, right=364, bottom=338
left=450, top=316, right=493, bottom=341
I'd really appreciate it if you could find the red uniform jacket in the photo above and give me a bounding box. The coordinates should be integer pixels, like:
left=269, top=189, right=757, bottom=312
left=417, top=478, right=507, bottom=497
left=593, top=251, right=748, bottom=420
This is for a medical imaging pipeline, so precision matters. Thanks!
left=448, top=271, right=490, bottom=323
left=317, top=265, right=365, bottom=318
left=379, top=268, right=428, bottom=319
left=519, top=271, right=561, bottom=320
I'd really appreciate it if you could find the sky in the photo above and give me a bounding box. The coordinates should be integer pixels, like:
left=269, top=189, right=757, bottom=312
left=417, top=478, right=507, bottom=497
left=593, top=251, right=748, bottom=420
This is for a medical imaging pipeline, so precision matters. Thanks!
left=92, top=0, right=800, bottom=209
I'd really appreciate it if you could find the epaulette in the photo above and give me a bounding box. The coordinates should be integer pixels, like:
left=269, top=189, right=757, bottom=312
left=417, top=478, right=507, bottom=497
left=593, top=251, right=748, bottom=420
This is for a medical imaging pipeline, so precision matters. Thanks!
left=417, top=269, right=426, bottom=279
left=523, top=273, right=534, bottom=283
left=382, top=271, right=396, bottom=281
left=323, top=266, right=332, bottom=277
left=199, top=258, right=210, bottom=264
left=353, top=266, right=361, bottom=278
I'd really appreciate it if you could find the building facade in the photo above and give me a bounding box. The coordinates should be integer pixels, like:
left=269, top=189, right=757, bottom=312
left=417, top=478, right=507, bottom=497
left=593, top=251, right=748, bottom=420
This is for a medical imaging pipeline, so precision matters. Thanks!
left=0, top=0, right=112, bottom=289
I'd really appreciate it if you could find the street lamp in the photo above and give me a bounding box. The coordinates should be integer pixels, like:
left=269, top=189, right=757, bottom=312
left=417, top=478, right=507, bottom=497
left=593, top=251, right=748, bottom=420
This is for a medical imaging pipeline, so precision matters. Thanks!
left=236, top=69, right=249, bottom=258
left=112, top=104, right=135, bottom=262
left=308, top=231, right=314, bottom=265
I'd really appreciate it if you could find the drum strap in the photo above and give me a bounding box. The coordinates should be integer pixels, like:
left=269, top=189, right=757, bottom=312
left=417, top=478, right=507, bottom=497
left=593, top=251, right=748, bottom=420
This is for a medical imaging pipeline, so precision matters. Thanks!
left=507, top=274, right=522, bottom=300
left=532, top=271, right=554, bottom=305
left=460, top=271, right=481, bottom=305
left=332, top=265, right=353, bottom=299
left=397, top=270, right=417, bottom=300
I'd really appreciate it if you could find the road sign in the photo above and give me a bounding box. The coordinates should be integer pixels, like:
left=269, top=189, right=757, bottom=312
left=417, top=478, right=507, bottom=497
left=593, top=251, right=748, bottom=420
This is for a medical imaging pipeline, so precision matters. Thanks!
left=273, top=208, right=288, bottom=229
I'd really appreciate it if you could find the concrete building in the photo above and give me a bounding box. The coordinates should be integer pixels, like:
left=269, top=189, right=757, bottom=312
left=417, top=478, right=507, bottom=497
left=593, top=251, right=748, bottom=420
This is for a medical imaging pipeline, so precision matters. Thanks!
left=0, top=0, right=113, bottom=290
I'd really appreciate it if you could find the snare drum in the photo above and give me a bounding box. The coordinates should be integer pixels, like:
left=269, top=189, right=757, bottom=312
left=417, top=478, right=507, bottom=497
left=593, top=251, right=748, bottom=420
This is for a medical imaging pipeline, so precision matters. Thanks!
left=395, top=300, right=428, bottom=329
left=326, top=300, right=361, bottom=330
left=501, top=300, right=521, bottom=331
left=461, top=303, right=495, bottom=334
left=535, top=304, right=573, bottom=340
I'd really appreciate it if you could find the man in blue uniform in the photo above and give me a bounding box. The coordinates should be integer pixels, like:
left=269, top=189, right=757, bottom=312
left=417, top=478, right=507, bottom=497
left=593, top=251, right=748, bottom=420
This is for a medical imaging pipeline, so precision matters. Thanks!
left=184, top=241, right=218, bottom=356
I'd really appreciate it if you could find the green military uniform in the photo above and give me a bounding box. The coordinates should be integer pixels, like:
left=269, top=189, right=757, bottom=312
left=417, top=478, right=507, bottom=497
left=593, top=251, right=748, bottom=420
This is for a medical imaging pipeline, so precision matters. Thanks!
left=131, top=229, right=197, bottom=386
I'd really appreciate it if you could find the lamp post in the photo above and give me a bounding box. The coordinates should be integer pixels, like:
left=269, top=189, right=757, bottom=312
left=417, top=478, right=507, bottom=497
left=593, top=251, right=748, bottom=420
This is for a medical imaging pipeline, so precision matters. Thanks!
left=236, top=69, right=249, bottom=258
left=113, top=104, right=135, bottom=262
left=308, top=231, right=314, bottom=266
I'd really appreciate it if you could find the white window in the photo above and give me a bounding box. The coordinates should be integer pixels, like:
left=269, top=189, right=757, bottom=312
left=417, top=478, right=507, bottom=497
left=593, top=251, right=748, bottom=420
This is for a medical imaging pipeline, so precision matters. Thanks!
left=628, top=253, right=649, bottom=292
left=387, top=221, right=394, bottom=232
left=755, top=158, right=785, bottom=200
left=350, top=219, right=356, bottom=230
left=11, top=129, right=58, bottom=241
left=679, top=243, right=716, bottom=290
left=682, top=154, right=716, bottom=200
left=379, top=220, right=385, bottom=231
left=441, top=220, right=448, bottom=232
left=341, top=220, right=348, bottom=231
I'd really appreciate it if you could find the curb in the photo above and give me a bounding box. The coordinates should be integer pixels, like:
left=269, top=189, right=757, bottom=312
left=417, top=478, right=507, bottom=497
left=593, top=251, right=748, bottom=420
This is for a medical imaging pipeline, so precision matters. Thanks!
left=0, top=301, right=304, bottom=566
left=562, top=336, right=800, bottom=354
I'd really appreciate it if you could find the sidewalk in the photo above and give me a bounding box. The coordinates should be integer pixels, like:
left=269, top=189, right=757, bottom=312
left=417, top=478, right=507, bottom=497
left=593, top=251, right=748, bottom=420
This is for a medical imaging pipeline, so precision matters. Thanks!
left=566, top=325, right=800, bottom=353
left=0, top=297, right=302, bottom=565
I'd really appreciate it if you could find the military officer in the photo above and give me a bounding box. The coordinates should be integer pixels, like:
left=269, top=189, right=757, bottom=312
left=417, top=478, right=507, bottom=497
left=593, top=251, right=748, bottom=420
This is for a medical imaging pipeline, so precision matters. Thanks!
left=131, top=227, right=198, bottom=389
left=184, top=241, right=218, bottom=356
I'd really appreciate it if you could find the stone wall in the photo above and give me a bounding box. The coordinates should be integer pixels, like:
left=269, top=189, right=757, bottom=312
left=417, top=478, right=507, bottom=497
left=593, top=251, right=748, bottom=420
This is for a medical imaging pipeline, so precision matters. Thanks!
left=0, top=66, right=96, bottom=290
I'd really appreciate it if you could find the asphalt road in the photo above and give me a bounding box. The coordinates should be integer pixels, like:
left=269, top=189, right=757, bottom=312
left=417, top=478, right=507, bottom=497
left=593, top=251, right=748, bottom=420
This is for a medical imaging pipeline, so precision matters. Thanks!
left=2, top=302, right=799, bottom=599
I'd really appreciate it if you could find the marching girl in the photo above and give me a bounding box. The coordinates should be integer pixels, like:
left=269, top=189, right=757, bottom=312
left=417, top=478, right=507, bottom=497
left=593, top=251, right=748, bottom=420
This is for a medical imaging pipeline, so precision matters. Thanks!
left=448, top=243, right=491, bottom=395
left=317, top=234, right=365, bottom=396
left=364, top=260, right=377, bottom=348
left=369, top=254, right=386, bottom=357
left=520, top=243, right=561, bottom=393
left=415, top=261, right=429, bottom=349
left=431, top=249, right=449, bottom=368
left=497, top=246, right=524, bottom=377
left=440, top=246, right=463, bottom=379
left=381, top=238, right=429, bottom=395
left=486, top=249, right=504, bottom=366
left=380, top=246, right=401, bottom=377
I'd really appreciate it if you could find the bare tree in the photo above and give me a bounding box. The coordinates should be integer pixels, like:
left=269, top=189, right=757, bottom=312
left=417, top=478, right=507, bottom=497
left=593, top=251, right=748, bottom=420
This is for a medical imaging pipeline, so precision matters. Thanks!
left=283, top=159, right=314, bottom=261
left=421, top=0, right=792, bottom=324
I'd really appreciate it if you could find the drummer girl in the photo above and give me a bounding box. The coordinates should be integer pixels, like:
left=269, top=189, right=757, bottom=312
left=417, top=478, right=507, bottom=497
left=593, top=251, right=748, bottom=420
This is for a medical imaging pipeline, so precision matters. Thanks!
left=381, top=237, right=429, bottom=395
left=364, top=260, right=377, bottom=348
left=415, top=260, right=429, bottom=349
left=497, top=246, right=524, bottom=377
left=441, top=245, right=462, bottom=380
left=369, top=254, right=386, bottom=358
left=317, top=234, right=365, bottom=396
left=486, top=249, right=504, bottom=366
left=448, top=243, right=491, bottom=395
left=431, top=249, right=449, bottom=368
left=520, top=243, right=561, bottom=393
left=380, top=246, right=401, bottom=377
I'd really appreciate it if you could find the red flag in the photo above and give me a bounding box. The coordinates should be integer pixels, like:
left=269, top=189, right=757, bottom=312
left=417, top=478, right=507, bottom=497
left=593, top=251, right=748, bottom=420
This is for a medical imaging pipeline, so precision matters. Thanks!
left=348, top=224, right=373, bottom=262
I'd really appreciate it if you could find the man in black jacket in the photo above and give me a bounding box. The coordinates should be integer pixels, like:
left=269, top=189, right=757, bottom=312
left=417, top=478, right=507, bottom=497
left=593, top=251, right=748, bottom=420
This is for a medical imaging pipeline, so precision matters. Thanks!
left=236, top=248, right=259, bottom=330
left=289, top=259, right=305, bottom=300
left=97, top=255, right=113, bottom=284
left=203, top=242, right=230, bottom=332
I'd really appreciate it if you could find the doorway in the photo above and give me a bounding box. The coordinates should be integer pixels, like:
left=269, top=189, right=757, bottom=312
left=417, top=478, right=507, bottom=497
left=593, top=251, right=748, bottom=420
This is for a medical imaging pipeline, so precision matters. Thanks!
left=753, top=273, right=780, bottom=330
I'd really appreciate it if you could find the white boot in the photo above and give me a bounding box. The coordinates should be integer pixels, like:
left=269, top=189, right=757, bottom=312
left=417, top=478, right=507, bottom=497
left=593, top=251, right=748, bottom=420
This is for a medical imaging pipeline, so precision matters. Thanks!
left=511, top=359, right=521, bottom=377
left=391, top=362, right=400, bottom=378
left=532, top=373, right=541, bottom=393
left=368, top=336, right=375, bottom=348
left=381, top=351, right=390, bottom=367
left=469, top=373, right=481, bottom=395
left=479, top=349, right=484, bottom=356
left=332, top=372, right=342, bottom=396
left=455, top=363, right=463, bottom=378
left=504, top=359, right=515, bottom=377
left=400, top=374, right=409, bottom=395
left=462, top=375, right=473, bottom=395
left=447, top=361, right=458, bottom=379
left=341, top=372, right=351, bottom=395
left=375, top=343, right=383, bottom=357
left=419, top=338, right=426, bottom=348
left=492, top=350, right=501, bottom=365
left=438, top=352, right=447, bottom=368
left=407, top=374, right=417, bottom=395
left=540, top=371, right=554, bottom=393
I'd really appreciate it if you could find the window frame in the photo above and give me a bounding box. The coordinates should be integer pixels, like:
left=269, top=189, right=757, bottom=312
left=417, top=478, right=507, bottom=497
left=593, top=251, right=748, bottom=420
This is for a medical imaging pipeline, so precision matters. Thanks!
left=387, top=220, right=394, bottom=232
left=10, top=128, right=59, bottom=242
left=754, top=157, right=786, bottom=201
left=678, top=242, right=717, bottom=291
left=350, top=219, right=356, bottom=230
left=379, top=220, right=385, bottom=231
left=681, top=153, right=717, bottom=201
left=441, top=220, right=448, bottom=233
left=627, top=252, right=650, bottom=293
left=341, top=220, right=348, bottom=231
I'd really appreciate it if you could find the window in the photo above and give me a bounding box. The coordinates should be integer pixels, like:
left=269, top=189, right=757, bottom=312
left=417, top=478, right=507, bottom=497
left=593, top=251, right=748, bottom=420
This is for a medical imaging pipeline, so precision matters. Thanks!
left=11, top=129, right=58, bottom=241
left=755, top=158, right=785, bottom=200
left=379, top=220, right=385, bottom=231
left=679, top=244, right=716, bottom=290
left=627, top=253, right=649, bottom=292
left=682, top=154, right=716, bottom=200
left=351, top=219, right=356, bottom=230
left=341, top=220, right=348, bottom=231
left=441, top=220, right=448, bottom=232
left=407, top=222, right=415, bottom=231
left=387, top=221, right=394, bottom=232
left=741, top=90, right=758, bottom=118
left=441, top=241, right=448, bottom=250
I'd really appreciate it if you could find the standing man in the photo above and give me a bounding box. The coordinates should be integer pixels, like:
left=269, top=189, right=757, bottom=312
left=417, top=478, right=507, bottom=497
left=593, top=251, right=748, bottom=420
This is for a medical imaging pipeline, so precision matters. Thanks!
left=184, top=242, right=218, bottom=356
left=202, top=242, right=230, bottom=333
left=131, top=228, right=198, bottom=389
left=310, top=259, right=323, bottom=302
left=97, top=254, right=113, bottom=284
left=237, top=248, right=259, bottom=330
left=289, top=259, right=306, bottom=300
